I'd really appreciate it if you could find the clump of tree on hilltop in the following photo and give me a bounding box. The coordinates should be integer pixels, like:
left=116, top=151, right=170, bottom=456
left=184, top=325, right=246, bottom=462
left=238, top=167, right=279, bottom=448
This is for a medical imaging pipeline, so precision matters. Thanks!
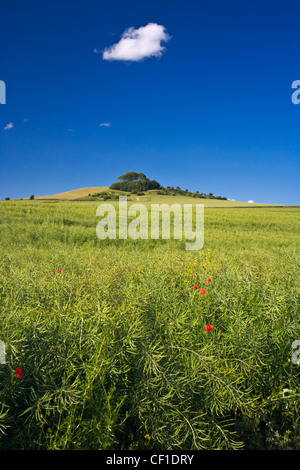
left=110, top=172, right=161, bottom=194
left=110, top=171, right=227, bottom=199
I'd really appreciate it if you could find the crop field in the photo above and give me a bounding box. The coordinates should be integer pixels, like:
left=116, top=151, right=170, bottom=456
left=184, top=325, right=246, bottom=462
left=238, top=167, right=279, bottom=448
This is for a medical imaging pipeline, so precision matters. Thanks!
left=0, top=199, right=299, bottom=450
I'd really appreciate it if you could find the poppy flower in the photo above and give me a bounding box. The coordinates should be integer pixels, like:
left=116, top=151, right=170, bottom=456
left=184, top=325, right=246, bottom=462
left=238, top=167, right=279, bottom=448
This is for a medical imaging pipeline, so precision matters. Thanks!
left=200, top=289, right=206, bottom=295
left=254, top=275, right=258, bottom=278
left=193, top=285, right=198, bottom=290
left=205, top=278, right=211, bottom=283
left=56, top=269, right=61, bottom=273
left=205, top=325, right=213, bottom=332
left=15, top=367, right=23, bottom=379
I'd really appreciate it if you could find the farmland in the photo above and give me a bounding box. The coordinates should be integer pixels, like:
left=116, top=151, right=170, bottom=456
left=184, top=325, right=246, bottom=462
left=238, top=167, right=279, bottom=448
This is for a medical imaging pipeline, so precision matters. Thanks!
left=0, top=197, right=299, bottom=450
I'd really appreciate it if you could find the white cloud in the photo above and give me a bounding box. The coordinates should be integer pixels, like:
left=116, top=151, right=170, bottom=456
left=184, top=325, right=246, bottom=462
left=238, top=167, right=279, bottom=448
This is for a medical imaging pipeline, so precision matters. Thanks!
left=4, top=122, right=13, bottom=130
left=99, top=122, right=111, bottom=127
left=228, top=198, right=236, bottom=201
left=93, top=48, right=101, bottom=54
left=248, top=200, right=254, bottom=203
left=102, top=23, right=171, bottom=62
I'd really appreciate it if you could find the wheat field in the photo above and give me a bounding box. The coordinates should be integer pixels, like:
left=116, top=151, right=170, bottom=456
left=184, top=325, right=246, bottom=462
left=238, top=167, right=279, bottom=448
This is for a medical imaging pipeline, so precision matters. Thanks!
left=0, top=199, right=299, bottom=450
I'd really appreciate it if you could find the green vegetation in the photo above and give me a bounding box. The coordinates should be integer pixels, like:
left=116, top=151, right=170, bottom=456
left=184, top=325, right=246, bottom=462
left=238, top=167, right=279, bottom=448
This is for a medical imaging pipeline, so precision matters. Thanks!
left=110, top=172, right=161, bottom=193
left=0, top=198, right=299, bottom=450
left=117, top=171, right=147, bottom=182
left=110, top=172, right=227, bottom=199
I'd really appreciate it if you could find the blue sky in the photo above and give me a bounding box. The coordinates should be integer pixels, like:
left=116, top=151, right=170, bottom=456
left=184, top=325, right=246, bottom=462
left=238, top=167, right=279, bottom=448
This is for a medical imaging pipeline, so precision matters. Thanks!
left=0, top=0, right=299, bottom=204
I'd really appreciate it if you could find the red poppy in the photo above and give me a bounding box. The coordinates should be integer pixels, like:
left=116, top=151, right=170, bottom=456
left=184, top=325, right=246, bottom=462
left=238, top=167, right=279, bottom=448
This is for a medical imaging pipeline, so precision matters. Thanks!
left=200, top=289, right=206, bottom=295
left=254, top=275, right=258, bottom=278
left=193, top=285, right=198, bottom=290
left=15, top=367, right=23, bottom=379
left=205, top=325, right=213, bottom=332
left=56, top=269, right=61, bottom=273
left=205, top=278, right=211, bottom=283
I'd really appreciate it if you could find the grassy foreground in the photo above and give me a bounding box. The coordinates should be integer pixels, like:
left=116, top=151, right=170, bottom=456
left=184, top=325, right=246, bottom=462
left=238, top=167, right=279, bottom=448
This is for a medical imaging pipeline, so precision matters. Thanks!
left=0, top=199, right=299, bottom=450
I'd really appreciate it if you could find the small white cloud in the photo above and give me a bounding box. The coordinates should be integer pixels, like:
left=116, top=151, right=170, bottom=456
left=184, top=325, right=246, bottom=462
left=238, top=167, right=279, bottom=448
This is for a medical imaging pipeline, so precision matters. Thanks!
left=4, top=122, right=13, bottom=130
left=23, top=118, right=29, bottom=123
left=103, top=23, right=171, bottom=62
left=99, top=122, right=111, bottom=127
left=248, top=200, right=254, bottom=203
left=93, top=48, right=101, bottom=54
left=228, top=198, right=236, bottom=201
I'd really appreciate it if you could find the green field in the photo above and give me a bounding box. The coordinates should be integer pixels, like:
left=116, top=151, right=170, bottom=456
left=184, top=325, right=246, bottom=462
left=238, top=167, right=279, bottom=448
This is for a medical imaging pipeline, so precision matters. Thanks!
left=0, top=197, right=299, bottom=450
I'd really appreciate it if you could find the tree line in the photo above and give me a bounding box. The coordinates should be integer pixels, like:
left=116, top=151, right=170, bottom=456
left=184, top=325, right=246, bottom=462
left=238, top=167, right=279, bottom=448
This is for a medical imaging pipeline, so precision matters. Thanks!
left=110, top=171, right=227, bottom=199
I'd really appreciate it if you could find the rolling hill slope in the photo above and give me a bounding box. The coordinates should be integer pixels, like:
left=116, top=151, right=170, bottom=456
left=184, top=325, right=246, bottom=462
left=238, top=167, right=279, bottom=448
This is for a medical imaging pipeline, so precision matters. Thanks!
left=34, top=187, right=109, bottom=200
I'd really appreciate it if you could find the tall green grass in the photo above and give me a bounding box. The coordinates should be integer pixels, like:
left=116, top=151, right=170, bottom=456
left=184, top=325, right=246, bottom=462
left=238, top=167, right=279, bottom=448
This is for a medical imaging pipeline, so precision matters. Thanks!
left=0, top=201, right=299, bottom=449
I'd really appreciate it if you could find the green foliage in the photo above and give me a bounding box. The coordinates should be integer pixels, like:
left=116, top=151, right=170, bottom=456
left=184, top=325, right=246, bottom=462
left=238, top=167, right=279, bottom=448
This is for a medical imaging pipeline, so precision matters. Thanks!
left=0, top=201, right=299, bottom=449
left=110, top=171, right=227, bottom=199
left=111, top=180, right=161, bottom=192
left=117, top=172, right=146, bottom=182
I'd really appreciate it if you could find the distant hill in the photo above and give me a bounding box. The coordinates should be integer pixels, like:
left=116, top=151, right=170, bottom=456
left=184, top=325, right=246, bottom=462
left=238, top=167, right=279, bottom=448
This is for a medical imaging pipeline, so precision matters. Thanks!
left=27, top=186, right=283, bottom=208
left=11, top=172, right=286, bottom=206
